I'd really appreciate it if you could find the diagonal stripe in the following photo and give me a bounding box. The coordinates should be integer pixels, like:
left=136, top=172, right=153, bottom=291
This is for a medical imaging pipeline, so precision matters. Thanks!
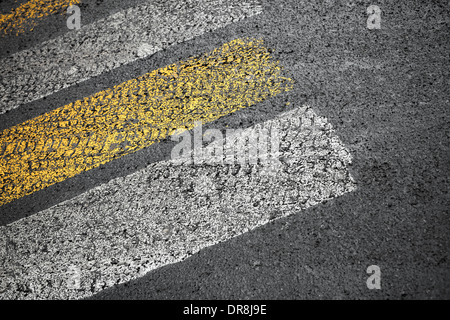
left=0, top=38, right=293, bottom=207
left=0, top=0, right=263, bottom=114
left=0, top=105, right=357, bottom=300
left=0, top=0, right=80, bottom=35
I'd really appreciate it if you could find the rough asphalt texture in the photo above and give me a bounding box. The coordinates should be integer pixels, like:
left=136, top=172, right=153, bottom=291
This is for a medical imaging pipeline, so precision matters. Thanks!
left=0, top=106, right=356, bottom=299
left=0, top=0, right=262, bottom=114
left=0, top=0, right=449, bottom=299
left=0, top=37, right=292, bottom=209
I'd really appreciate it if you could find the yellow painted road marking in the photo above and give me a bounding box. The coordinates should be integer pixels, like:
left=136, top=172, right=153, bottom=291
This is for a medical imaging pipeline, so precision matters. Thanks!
left=0, top=0, right=80, bottom=35
left=0, top=38, right=293, bottom=207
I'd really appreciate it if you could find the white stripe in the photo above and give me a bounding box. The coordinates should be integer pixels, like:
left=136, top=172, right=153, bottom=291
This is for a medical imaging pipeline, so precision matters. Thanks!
left=0, top=105, right=356, bottom=299
left=0, top=0, right=263, bottom=114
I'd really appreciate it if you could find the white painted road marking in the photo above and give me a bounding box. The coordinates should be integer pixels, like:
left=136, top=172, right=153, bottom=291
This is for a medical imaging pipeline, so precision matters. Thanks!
left=0, top=105, right=356, bottom=299
left=0, top=0, right=263, bottom=114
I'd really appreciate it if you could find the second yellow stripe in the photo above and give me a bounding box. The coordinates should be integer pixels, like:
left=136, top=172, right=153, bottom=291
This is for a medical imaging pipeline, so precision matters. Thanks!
left=0, top=38, right=293, bottom=206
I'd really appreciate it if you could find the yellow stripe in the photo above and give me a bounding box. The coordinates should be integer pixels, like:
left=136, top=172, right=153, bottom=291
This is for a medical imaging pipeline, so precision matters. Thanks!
left=0, top=38, right=293, bottom=207
left=0, top=0, right=80, bottom=35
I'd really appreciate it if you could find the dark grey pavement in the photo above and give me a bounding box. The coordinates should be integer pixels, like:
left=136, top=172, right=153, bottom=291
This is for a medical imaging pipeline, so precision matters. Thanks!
left=1, top=0, right=449, bottom=299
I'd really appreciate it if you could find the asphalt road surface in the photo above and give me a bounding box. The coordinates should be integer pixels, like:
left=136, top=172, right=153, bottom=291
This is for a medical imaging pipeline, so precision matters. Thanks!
left=0, top=0, right=449, bottom=299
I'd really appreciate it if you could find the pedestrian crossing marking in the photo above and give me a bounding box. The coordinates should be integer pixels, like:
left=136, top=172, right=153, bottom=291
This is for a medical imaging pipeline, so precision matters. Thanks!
left=0, top=38, right=293, bottom=207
